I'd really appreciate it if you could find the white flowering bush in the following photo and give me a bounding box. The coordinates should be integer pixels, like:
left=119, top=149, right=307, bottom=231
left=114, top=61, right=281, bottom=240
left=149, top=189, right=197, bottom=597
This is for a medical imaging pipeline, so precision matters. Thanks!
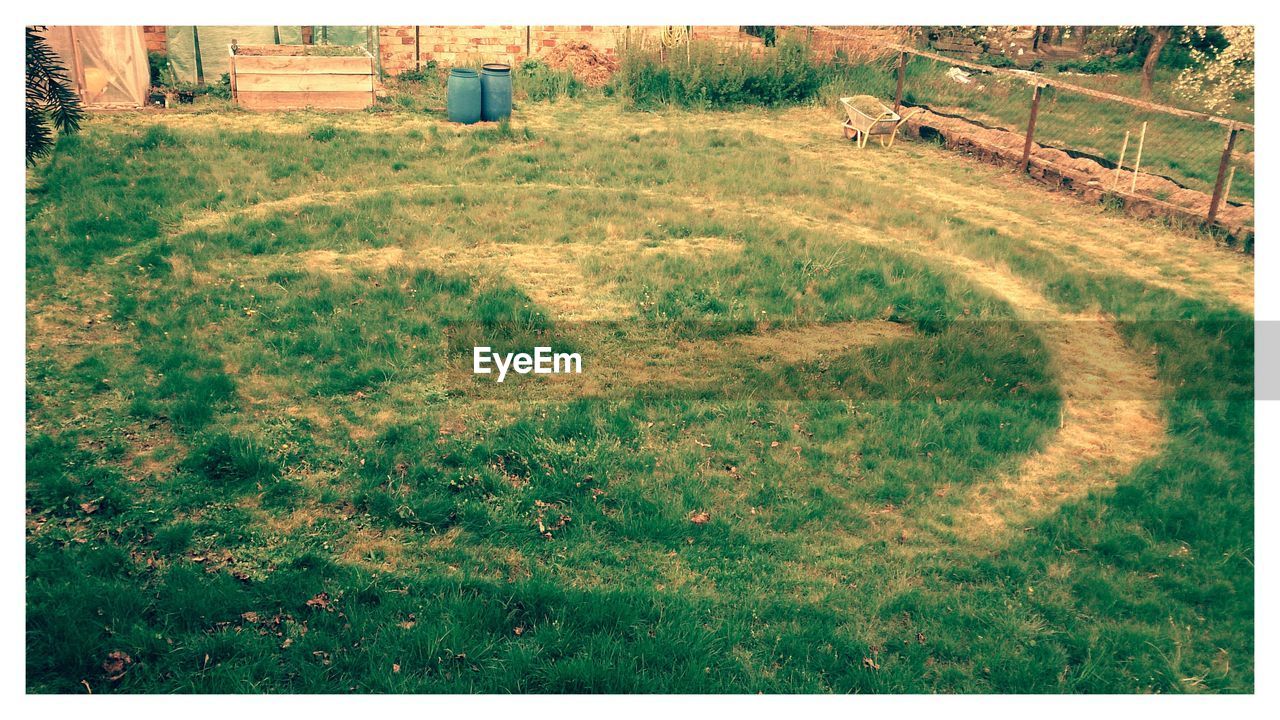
left=1174, top=26, right=1254, bottom=113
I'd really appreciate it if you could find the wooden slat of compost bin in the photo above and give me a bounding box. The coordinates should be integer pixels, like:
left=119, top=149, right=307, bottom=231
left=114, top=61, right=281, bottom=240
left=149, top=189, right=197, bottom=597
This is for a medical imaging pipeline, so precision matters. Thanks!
left=236, top=90, right=374, bottom=111
left=235, top=73, right=373, bottom=93
left=233, top=55, right=373, bottom=75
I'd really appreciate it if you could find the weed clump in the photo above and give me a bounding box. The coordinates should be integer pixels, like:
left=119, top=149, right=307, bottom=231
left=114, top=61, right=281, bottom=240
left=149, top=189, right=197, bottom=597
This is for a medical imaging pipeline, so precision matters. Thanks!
left=308, top=124, right=340, bottom=142
left=131, top=125, right=183, bottom=151
left=181, top=433, right=278, bottom=488
left=518, top=59, right=584, bottom=102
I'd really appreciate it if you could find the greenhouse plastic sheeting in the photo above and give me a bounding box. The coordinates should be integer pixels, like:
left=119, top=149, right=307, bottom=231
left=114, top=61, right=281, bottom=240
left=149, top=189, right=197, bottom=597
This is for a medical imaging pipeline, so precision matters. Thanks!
left=165, top=26, right=375, bottom=83
left=43, top=26, right=149, bottom=108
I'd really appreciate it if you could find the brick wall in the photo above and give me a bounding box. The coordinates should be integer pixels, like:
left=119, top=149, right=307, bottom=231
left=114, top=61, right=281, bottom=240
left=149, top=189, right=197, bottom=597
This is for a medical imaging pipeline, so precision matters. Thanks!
left=789, top=26, right=908, bottom=61
left=143, top=25, right=166, bottom=54
left=375, top=25, right=765, bottom=74
left=531, top=25, right=623, bottom=57
left=137, top=25, right=804, bottom=75
left=377, top=25, right=417, bottom=75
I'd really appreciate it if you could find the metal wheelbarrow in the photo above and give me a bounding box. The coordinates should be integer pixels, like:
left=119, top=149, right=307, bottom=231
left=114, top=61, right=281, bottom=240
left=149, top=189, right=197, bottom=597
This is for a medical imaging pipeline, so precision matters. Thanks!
left=839, top=95, right=922, bottom=149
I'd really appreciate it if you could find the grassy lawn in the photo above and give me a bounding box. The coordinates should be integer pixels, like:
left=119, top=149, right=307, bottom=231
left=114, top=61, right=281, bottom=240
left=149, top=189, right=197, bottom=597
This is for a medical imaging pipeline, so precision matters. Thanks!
left=25, top=97, right=1253, bottom=693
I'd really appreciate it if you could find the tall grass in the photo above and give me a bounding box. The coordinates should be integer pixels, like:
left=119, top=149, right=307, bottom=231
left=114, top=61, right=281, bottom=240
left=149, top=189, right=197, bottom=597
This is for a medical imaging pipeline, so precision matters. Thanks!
left=517, top=59, right=584, bottom=102
left=614, top=38, right=828, bottom=109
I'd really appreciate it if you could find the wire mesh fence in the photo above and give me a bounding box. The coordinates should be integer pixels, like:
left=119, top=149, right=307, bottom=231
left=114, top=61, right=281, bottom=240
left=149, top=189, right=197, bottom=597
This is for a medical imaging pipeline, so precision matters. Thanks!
left=842, top=44, right=1255, bottom=241
left=165, top=26, right=378, bottom=85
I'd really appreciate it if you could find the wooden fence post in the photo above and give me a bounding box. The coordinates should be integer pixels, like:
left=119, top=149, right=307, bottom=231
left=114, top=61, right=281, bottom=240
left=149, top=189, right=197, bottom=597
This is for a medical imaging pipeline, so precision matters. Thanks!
left=1020, top=83, right=1043, bottom=173
left=1208, top=124, right=1239, bottom=224
left=894, top=51, right=906, bottom=114
left=414, top=26, right=421, bottom=72
left=192, top=26, right=204, bottom=85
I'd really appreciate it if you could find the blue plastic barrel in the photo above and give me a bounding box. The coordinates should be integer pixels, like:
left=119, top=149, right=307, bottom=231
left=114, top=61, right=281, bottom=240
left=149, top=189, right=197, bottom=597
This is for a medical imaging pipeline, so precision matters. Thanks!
left=447, top=68, right=482, bottom=124
left=480, top=63, right=512, bottom=122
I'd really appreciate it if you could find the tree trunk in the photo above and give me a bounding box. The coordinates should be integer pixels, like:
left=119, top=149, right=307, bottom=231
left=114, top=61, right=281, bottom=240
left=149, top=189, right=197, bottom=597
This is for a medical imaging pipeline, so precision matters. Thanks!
left=1141, top=27, right=1173, bottom=98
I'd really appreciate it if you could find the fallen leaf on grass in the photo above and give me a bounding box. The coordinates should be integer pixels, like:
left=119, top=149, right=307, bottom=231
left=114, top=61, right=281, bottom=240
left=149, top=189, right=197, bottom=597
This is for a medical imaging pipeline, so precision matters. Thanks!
left=862, top=657, right=880, bottom=671
left=689, top=511, right=711, bottom=525
left=102, top=650, right=133, bottom=681
left=533, top=501, right=572, bottom=539
left=306, top=592, right=333, bottom=611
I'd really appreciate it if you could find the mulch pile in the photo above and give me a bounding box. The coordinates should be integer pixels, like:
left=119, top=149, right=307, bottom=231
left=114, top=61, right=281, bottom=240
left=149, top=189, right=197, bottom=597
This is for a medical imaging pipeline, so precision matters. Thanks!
left=540, top=41, right=619, bottom=87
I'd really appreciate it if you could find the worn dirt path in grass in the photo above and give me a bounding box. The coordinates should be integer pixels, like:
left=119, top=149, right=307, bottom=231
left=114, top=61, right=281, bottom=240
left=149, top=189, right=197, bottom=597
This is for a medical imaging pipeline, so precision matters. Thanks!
left=140, top=105, right=1252, bottom=315
left=741, top=108, right=1254, bottom=313
left=165, top=107, right=1182, bottom=539
left=185, top=176, right=1166, bottom=538
left=295, top=236, right=743, bottom=321
left=166, top=105, right=1253, bottom=312
left=661, top=186, right=1166, bottom=539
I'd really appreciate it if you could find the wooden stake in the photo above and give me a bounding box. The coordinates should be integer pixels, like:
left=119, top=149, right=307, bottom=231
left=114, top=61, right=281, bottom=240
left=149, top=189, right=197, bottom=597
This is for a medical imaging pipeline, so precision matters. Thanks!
left=894, top=51, right=906, bottom=114
left=1113, top=130, right=1130, bottom=190
left=1223, top=165, right=1237, bottom=205
left=1130, top=121, right=1147, bottom=194
left=1208, top=125, right=1239, bottom=224
left=1020, top=83, right=1043, bottom=174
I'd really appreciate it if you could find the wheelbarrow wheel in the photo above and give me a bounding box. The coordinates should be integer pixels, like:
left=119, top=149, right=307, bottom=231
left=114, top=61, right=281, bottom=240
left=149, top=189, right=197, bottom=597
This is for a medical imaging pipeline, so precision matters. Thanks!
left=843, top=126, right=859, bottom=142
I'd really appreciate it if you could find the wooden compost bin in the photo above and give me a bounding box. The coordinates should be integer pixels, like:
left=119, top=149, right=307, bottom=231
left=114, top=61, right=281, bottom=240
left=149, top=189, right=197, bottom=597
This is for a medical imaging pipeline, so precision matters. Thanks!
left=230, top=45, right=375, bottom=111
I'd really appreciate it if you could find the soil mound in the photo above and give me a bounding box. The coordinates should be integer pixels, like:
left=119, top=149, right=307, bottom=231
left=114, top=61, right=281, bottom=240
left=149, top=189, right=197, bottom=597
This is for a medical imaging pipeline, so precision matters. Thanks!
left=540, top=41, right=619, bottom=87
